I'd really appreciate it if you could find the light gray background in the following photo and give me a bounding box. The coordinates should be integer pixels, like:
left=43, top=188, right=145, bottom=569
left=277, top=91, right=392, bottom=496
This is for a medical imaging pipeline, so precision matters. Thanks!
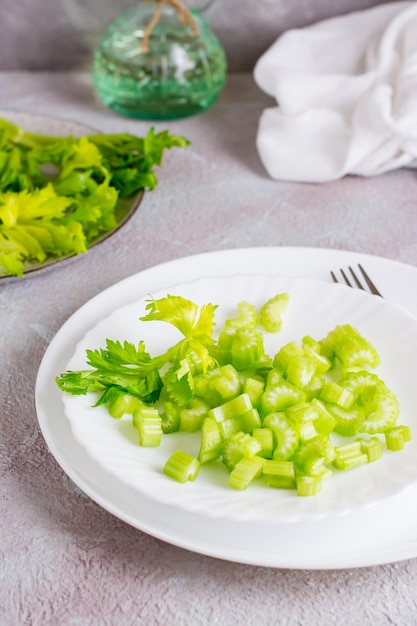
left=0, top=0, right=399, bottom=71
left=3, top=2, right=417, bottom=624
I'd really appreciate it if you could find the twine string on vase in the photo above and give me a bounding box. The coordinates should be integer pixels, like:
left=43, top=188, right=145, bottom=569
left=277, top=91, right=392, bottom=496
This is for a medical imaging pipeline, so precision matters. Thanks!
left=141, top=0, right=200, bottom=52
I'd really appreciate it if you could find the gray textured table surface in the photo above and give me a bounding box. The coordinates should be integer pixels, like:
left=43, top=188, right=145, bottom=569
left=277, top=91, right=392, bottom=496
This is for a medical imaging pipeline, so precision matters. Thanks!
left=2, top=71, right=417, bottom=626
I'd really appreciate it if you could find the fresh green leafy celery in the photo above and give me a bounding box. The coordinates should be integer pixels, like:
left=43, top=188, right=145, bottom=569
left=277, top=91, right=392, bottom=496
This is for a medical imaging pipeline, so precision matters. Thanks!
left=57, top=338, right=164, bottom=406
left=0, top=117, right=190, bottom=276
left=57, top=294, right=218, bottom=408
left=57, top=290, right=413, bottom=497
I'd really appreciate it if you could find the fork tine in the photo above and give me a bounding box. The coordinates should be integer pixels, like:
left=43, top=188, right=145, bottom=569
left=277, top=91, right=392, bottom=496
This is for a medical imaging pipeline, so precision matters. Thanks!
left=358, top=264, right=383, bottom=297
left=340, top=268, right=353, bottom=288
left=330, top=265, right=383, bottom=298
left=348, top=267, right=365, bottom=290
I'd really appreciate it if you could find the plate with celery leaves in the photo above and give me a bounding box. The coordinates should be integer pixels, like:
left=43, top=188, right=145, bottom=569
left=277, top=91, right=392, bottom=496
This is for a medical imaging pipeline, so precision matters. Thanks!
left=56, top=272, right=417, bottom=524
left=0, top=111, right=189, bottom=281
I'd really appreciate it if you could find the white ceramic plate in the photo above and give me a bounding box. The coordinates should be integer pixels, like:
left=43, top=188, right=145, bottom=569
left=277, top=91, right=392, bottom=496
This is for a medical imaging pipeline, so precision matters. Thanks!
left=62, top=272, right=417, bottom=524
left=0, top=110, right=143, bottom=282
left=35, top=247, right=417, bottom=568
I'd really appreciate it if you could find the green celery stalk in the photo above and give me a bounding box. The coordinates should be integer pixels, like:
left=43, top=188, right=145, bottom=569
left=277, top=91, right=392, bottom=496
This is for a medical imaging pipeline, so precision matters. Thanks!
left=198, top=417, right=223, bottom=464
left=160, top=401, right=181, bottom=434
left=230, top=328, right=265, bottom=370
left=224, top=301, right=258, bottom=329
left=332, top=441, right=368, bottom=470
left=133, top=406, right=163, bottom=446
left=296, top=473, right=323, bottom=496
left=263, top=412, right=299, bottom=461
left=252, top=427, right=274, bottom=459
left=242, top=376, right=264, bottom=408
left=263, top=460, right=295, bottom=489
left=319, top=381, right=355, bottom=409
left=239, top=408, right=262, bottom=434
left=260, top=293, right=289, bottom=333
left=286, top=355, right=317, bottom=388
left=180, top=398, right=209, bottom=432
left=360, top=392, right=400, bottom=434
left=208, top=393, right=253, bottom=423
left=163, top=450, right=200, bottom=483
left=218, top=417, right=240, bottom=440
left=385, top=425, right=412, bottom=451
left=228, top=455, right=264, bottom=490
left=221, top=432, right=262, bottom=471
left=357, top=436, right=382, bottom=462
left=208, top=364, right=241, bottom=401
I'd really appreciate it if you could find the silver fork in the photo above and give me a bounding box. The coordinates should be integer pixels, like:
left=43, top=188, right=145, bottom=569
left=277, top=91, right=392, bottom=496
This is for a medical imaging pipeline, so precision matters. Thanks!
left=330, top=264, right=383, bottom=297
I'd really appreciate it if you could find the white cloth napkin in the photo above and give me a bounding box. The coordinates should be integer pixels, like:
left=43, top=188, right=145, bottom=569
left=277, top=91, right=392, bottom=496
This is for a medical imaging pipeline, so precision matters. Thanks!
left=254, top=2, right=417, bottom=182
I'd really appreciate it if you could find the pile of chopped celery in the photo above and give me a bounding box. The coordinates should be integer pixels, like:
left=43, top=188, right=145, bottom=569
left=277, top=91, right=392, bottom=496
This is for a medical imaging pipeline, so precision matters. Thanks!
left=56, top=292, right=412, bottom=497
left=0, top=117, right=189, bottom=276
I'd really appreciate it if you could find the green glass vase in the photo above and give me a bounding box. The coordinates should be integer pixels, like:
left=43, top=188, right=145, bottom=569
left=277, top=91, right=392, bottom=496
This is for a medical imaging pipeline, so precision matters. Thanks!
left=92, top=1, right=227, bottom=119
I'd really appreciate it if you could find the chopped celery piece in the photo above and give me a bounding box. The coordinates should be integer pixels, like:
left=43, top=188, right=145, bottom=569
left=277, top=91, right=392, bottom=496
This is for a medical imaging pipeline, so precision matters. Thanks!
left=286, top=355, right=317, bottom=388
left=265, top=367, right=285, bottom=388
left=360, top=392, right=399, bottom=434
left=263, top=412, right=299, bottom=461
left=231, top=329, right=265, bottom=370
left=163, top=450, right=200, bottom=483
left=310, top=398, right=338, bottom=435
left=108, top=392, right=142, bottom=418
left=253, top=427, right=274, bottom=458
left=225, top=300, right=258, bottom=329
left=133, top=406, right=163, bottom=447
left=294, top=436, right=336, bottom=467
left=266, top=475, right=294, bottom=489
left=242, top=376, right=265, bottom=408
left=302, top=462, right=332, bottom=482
left=217, top=327, right=235, bottom=350
left=302, top=335, right=322, bottom=351
left=287, top=402, right=319, bottom=424
left=385, top=425, right=412, bottom=451
left=228, top=455, right=264, bottom=490
left=263, top=459, right=295, bottom=489
left=319, top=381, right=355, bottom=409
left=339, top=370, right=387, bottom=404
left=176, top=348, right=209, bottom=378
left=218, top=417, right=240, bottom=439
left=198, top=417, right=223, bottom=463
left=212, top=327, right=235, bottom=365
left=260, top=381, right=307, bottom=417
left=208, top=364, right=241, bottom=400
left=302, top=336, right=332, bottom=373
left=256, top=354, right=273, bottom=370
left=161, top=401, right=180, bottom=434
left=273, top=341, right=303, bottom=371
left=357, top=436, right=382, bottom=462
left=260, top=293, right=289, bottom=333
left=180, top=398, right=209, bottom=432
left=209, top=393, right=253, bottom=423
left=222, top=432, right=262, bottom=471
left=239, top=408, right=262, bottom=433
left=297, top=420, right=319, bottom=442
left=322, top=324, right=380, bottom=369
left=332, top=441, right=368, bottom=470
left=302, top=374, right=325, bottom=401
left=293, top=444, right=325, bottom=476
left=325, top=403, right=364, bottom=437
left=193, top=370, right=222, bottom=407
left=296, top=473, right=322, bottom=496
